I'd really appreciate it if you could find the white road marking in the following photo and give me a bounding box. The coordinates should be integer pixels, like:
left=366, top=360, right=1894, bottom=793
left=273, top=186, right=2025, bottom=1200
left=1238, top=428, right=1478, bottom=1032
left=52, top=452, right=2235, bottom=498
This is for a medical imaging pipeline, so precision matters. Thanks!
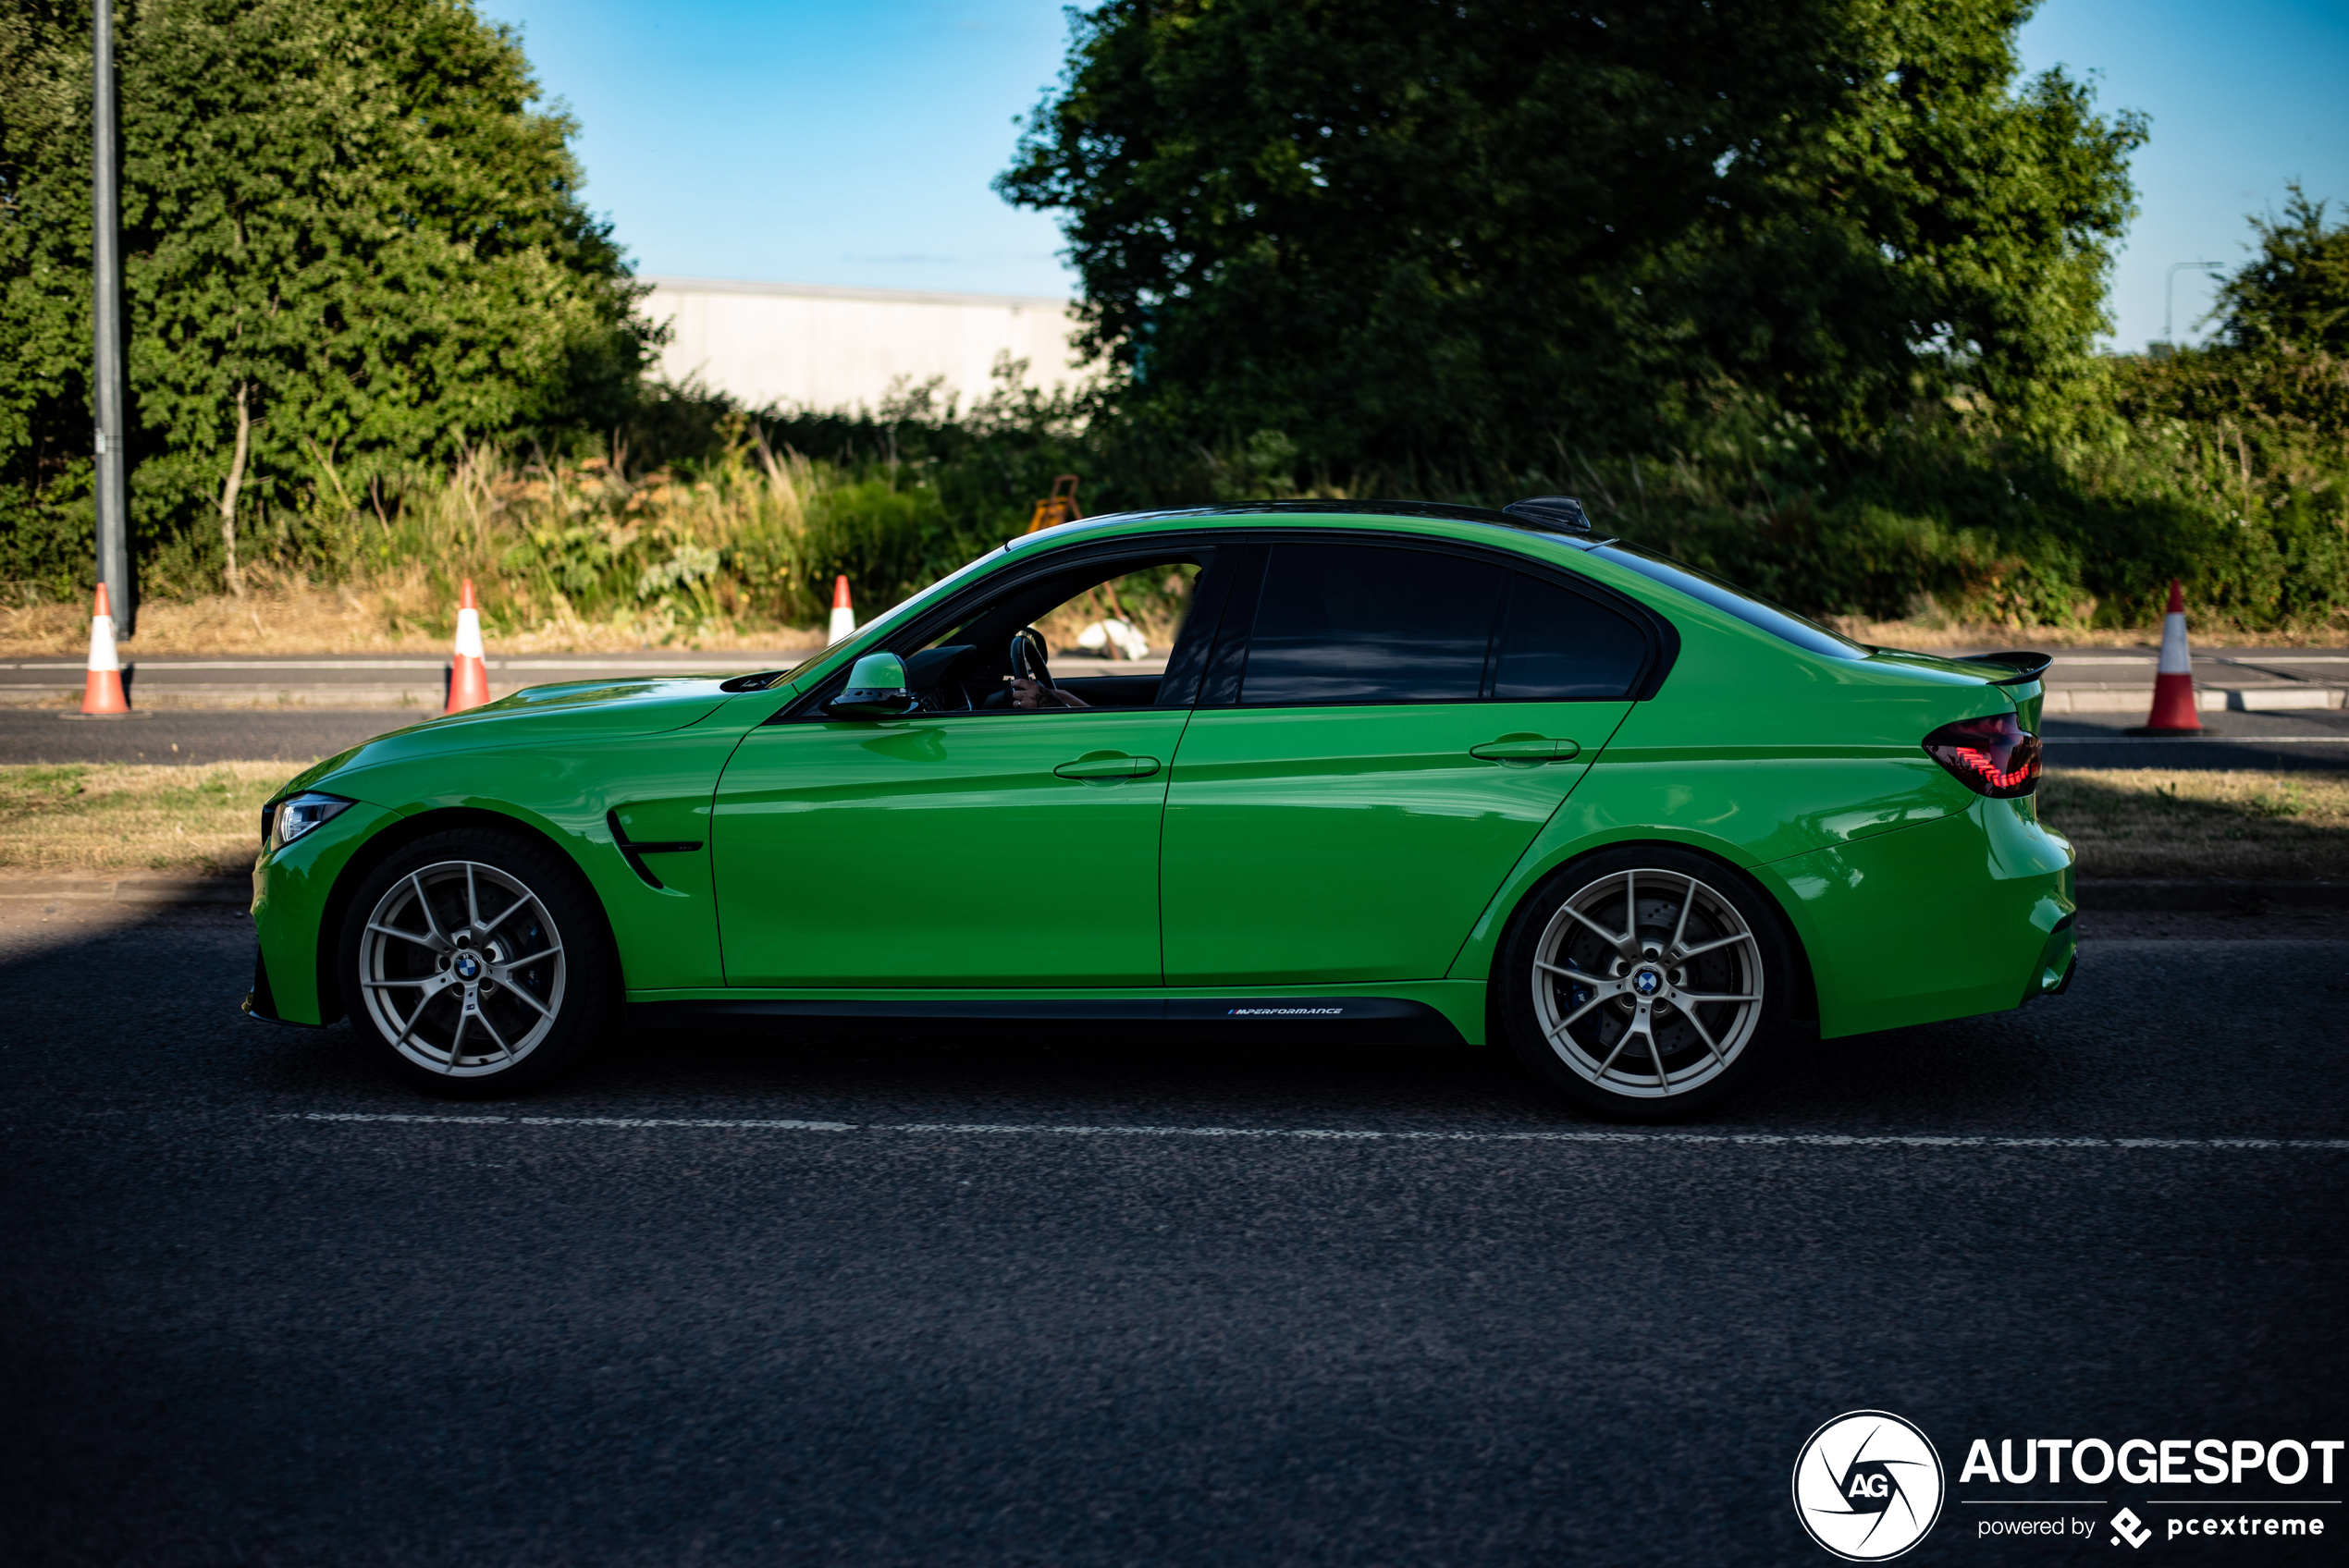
left=2043, top=734, right=2349, bottom=743
left=2048, top=656, right=2349, bottom=666
left=102, top=660, right=447, bottom=670
left=516, top=1116, right=858, bottom=1130
left=284, top=1111, right=855, bottom=1130
left=276, top=1113, right=2349, bottom=1149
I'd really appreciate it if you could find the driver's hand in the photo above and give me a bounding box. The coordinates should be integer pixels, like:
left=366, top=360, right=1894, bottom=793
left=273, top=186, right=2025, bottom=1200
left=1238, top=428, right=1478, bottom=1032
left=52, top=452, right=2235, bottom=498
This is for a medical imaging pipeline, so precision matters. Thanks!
left=1010, top=679, right=1089, bottom=710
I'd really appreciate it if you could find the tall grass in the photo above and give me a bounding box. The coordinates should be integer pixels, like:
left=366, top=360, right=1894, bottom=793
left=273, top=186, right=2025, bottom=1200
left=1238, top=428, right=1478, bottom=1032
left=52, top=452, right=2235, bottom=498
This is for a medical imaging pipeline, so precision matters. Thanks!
left=42, top=341, right=2349, bottom=651
left=124, top=414, right=997, bottom=645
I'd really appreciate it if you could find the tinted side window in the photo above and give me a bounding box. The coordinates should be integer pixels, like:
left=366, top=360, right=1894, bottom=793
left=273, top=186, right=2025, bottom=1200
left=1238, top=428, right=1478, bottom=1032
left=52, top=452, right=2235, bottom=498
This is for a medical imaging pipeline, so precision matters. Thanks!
left=1492, top=574, right=1649, bottom=699
left=1240, top=545, right=1503, bottom=705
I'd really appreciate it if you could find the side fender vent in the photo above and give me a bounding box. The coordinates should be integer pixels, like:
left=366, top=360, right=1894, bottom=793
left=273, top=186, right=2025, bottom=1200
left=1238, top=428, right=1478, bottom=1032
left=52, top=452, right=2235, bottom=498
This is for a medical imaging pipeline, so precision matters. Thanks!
left=607, top=809, right=705, bottom=890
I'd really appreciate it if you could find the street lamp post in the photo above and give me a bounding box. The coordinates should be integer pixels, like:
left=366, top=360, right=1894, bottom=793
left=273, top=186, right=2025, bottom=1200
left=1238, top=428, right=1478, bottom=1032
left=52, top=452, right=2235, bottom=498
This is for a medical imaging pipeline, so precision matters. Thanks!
left=92, top=0, right=133, bottom=635
left=2164, top=261, right=2226, bottom=349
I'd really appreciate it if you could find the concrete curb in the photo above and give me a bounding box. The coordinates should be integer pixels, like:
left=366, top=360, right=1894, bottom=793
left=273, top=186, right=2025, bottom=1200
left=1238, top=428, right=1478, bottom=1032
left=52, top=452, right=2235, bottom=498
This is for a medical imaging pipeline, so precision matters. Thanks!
left=2074, top=878, right=2349, bottom=910
left=0, top=875, right=250, bottom=906
left=2044, top=688, right=2346, bottom=714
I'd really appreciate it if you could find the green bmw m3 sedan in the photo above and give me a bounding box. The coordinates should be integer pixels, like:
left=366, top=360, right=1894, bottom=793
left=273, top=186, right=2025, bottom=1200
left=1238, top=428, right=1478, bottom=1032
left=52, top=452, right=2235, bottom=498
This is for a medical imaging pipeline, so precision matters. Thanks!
left=245, top=498, right=2075, bottom=1120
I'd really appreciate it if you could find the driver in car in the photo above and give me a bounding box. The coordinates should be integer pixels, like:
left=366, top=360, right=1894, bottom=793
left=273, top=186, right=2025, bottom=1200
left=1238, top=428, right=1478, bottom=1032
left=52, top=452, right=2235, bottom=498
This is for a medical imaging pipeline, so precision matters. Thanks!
left=1009, top=678, right=1090, bottom=710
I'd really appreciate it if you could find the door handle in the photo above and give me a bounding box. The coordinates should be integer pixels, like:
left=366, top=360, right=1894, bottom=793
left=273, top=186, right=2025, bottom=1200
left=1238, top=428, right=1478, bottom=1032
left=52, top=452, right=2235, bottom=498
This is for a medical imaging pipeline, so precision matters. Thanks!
left=1470, top=738, right=1580, bottom=763
left=1053, top=753, right=1162, bottom=779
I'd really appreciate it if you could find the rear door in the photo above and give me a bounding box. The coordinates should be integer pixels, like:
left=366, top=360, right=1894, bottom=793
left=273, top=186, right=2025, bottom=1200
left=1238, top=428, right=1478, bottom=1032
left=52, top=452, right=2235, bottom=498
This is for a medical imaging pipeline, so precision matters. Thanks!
left=1159, top=539, right=1651, bottom=986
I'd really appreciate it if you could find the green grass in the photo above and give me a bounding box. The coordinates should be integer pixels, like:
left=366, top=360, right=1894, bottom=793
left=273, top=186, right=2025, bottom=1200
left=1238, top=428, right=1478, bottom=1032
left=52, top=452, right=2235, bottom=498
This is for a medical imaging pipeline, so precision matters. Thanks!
left=2037, top=768, right=2349, bottom=879
left=0, top=762, right=294, bottom=876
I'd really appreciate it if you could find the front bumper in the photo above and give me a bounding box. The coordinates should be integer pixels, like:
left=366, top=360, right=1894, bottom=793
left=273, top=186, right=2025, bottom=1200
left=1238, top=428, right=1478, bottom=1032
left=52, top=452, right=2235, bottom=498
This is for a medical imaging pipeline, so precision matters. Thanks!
left=242, top=949, right=324, bottom=1028
left=249, top=799, right=397, bottom=1026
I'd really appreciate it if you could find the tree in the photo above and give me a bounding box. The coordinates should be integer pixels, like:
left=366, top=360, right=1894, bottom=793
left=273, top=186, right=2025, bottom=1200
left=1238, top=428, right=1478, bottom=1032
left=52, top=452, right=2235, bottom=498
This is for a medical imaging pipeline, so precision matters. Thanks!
left=998, top=0, right=2143, bottom=477
left=2219, top=184, right=2349, bottom=356
left=0, top=0, right=650, bottom=599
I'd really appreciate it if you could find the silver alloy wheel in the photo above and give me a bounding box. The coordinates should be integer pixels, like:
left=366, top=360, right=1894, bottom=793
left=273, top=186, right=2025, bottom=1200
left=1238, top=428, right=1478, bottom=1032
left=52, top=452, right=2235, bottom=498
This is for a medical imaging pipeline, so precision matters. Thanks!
left=1530, top=867, right=1764, bottom=1099
left=356, top=859, right=567, bottom=1077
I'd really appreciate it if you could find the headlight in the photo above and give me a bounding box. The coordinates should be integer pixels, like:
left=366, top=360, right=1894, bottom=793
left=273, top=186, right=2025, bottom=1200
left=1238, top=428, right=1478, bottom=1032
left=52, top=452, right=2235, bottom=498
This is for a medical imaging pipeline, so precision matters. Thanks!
left=266, top=791, right=355, bottom=851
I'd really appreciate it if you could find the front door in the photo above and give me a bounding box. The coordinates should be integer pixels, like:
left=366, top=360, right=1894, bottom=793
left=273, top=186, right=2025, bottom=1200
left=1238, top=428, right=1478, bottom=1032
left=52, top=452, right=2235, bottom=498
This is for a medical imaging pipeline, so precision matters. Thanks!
left=1160, top=541, right=1651, bottom=986
left=713, top=707, right=1188, bottom=986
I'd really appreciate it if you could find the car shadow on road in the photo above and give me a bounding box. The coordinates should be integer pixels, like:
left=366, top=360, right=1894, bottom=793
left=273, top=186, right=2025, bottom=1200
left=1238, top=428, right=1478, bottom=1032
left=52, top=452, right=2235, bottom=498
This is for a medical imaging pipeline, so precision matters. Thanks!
left=501, top=1008, right=2081, bottom=1136
left=7, top=899, right=2310, bottom=1140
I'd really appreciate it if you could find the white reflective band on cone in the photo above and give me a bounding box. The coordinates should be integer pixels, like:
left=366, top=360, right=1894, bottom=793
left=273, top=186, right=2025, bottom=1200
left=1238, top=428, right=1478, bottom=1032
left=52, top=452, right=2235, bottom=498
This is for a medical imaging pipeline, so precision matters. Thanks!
left=2158, top=610, right=2191, bottom=675
left=86, top=613, right=119, bottom=672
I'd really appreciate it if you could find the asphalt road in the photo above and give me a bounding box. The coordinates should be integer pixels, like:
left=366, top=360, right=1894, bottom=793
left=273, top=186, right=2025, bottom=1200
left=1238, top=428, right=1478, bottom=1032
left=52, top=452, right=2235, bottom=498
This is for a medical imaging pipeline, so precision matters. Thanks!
left=2, top=901, right=2342, bottom=1565
left=0, top=706, right=417, bottom=766
left=2042, top=707, right=2349, bottom=771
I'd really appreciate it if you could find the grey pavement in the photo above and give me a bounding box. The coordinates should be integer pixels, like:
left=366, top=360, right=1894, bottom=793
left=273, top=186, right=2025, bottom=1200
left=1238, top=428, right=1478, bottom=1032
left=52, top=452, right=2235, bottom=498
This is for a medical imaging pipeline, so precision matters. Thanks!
left=0, top=900, right=2341, bottom=1565
left=0, top=649, right=807, bottom=710
left=2042, top=706, right=2349, bottom=770
left=2026, top=645, right=2349, bottom=715
left=0, top=707, right=418, bottom=767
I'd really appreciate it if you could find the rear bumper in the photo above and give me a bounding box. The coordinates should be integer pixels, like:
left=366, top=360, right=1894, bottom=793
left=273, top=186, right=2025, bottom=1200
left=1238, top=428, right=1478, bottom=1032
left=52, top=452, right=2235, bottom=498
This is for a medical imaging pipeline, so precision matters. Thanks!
left=2032, top=914, right=2079, bottom=1001
left=1754, top=798, right=2075, bottom=1039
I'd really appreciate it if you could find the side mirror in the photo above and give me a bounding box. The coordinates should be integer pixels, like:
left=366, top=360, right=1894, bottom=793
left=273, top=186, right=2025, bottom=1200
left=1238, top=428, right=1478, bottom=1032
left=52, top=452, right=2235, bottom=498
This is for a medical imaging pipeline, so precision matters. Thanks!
left=827, top=652, right=917, bottom=717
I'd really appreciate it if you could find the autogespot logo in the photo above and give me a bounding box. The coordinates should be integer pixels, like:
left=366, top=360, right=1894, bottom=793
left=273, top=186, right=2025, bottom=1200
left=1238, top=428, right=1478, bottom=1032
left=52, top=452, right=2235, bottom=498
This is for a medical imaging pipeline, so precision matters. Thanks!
left=1793, top=1411, right=1948, bottom=1561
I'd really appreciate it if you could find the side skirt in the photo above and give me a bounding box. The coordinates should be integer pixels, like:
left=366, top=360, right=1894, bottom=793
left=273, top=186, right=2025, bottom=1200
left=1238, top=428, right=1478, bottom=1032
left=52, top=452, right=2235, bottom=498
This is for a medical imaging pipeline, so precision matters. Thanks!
left=627, top=985, right=1483, bottom=1045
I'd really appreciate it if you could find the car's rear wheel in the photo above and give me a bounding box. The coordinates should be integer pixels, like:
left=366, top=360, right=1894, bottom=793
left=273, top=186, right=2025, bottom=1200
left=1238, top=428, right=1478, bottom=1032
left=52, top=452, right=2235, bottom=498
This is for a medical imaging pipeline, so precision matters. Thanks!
left=1497, top=847, right=1792, bottom=1121
left=338, top=828, right=613, bottom=1097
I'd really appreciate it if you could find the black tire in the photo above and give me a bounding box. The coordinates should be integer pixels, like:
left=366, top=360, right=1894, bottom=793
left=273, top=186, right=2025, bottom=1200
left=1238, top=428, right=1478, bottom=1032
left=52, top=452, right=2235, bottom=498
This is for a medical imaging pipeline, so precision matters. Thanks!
left=1496, top=845, right=1794, bottom=1122
left=336, top=827, right=616, bottom=1098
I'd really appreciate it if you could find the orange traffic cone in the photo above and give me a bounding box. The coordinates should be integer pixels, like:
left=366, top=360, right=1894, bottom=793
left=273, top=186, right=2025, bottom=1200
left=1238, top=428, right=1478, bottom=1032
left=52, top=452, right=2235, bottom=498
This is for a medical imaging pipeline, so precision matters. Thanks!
left=2127, top=579, right=2205, bottom=736
left=828, top=575, right=856, bottom=643
left=80, top=582, right=130, bottom=716
left=444, top=579, right=491, bottom=713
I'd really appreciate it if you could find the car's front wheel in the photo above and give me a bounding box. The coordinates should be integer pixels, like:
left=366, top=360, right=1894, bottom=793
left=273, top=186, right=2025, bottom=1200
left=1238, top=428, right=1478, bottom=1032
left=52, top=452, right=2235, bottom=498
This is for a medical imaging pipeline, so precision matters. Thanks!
left=337, top=828, right=614, bottom=1097
left=1497, top=847, right=1792, bottom=1121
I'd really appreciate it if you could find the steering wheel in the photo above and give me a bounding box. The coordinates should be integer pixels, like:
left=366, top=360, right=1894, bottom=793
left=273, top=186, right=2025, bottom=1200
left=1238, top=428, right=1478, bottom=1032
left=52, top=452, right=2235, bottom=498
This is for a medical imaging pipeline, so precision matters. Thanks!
left=1010, top=626, right=1052, bottom=693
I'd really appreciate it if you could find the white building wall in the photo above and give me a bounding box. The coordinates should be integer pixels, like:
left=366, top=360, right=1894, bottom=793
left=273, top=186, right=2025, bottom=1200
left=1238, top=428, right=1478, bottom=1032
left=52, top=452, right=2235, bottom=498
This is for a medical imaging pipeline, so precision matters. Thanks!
left=639, top=276, right=1088, bottom=414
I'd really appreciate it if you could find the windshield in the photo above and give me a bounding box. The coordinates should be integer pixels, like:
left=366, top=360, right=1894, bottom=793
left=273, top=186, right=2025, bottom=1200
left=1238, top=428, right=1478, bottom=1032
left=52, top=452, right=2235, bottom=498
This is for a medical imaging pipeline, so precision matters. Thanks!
left=1590, top=542, right=1869, bottom=660
left=769, top=546, right=1012, bottom=686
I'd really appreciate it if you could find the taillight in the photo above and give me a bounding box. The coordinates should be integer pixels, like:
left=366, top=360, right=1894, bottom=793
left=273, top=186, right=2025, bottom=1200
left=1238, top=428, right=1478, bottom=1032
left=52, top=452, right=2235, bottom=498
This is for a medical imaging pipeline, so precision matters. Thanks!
left=1923, top=712, right=2041, bottom=797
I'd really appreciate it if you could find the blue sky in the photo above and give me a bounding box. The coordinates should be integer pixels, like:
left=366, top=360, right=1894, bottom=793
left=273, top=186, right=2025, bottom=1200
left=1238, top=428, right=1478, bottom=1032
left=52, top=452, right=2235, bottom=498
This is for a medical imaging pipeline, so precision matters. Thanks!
left=479, top=0, right=2349, bottom=352
left=2018, top=0, right=2348, bottom=349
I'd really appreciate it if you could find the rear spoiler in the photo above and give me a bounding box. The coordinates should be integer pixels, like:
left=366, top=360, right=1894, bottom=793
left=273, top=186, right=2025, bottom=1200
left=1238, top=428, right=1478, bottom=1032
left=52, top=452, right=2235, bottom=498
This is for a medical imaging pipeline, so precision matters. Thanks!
left=1959, top=650, right=2053, bottom=685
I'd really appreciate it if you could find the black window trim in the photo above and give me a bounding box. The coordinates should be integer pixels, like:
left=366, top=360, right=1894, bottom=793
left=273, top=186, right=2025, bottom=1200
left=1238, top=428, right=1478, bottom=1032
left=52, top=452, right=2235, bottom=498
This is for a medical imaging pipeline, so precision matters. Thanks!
left=1199, top=530, right=1679, bottom=711
left=775, top=526, right=1679, bottom=723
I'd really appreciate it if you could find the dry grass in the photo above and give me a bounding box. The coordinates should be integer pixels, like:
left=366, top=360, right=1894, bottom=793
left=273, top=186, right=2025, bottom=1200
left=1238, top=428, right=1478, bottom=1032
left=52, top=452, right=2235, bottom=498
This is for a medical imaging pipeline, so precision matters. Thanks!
left=0, top=762, right=296, bottom=877
left=0, top=585, right=828, bottom=657
left=2038, top=767, right=2349, bottom=879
